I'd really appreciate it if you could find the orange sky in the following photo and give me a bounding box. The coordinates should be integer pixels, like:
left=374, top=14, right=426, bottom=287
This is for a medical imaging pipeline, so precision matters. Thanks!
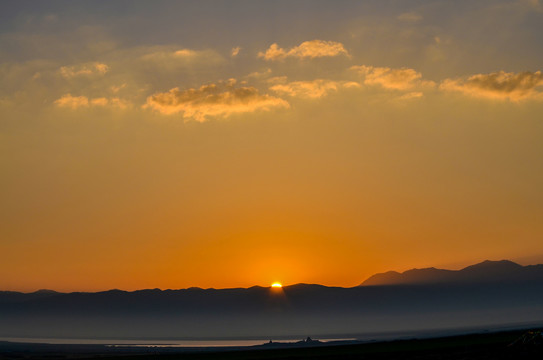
left=2, top=1, right=543, bottom=292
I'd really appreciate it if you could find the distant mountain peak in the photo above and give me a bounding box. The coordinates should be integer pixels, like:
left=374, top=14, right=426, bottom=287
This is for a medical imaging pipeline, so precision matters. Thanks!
left=462, top=259, right=522, bottom=270
left=33, top=289, right=58, bottom=294
left=360, top=259, right=541, bottom=286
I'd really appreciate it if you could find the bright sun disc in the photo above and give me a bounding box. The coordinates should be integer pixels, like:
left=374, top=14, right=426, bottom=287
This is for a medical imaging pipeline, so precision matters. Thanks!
left=271, top=282, right=282, bottom=288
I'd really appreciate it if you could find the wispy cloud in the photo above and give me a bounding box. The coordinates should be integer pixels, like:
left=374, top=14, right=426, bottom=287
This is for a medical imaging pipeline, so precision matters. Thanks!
left=270, top=79, right=359, bottom=99
left=231, top=47, right=241, bottom=57
left=440, top=70, right=543, bottom=101
left=397, top=91, right=424, bottom=101
left=59, top=62, right=109, bottom=79
left=397, top=12, right=423, bottom=22
left=351, top=65, right=434, bottom=90
left=142, top=48, right=200, bottom=60
left=140, top=47, right=224, bottom=68
left=54, top=94, right=89, bottom=109
left=258, top=40, right=349, bottom=61
left=144, top=80, right=289, bottom=121
left=54, top=94, right=131, bottom=109
left=245, top=68, right=272, bottom=79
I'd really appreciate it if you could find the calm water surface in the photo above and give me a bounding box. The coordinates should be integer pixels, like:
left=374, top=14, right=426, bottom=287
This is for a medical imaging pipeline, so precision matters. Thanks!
left=0, top=337, right=355, bottom=347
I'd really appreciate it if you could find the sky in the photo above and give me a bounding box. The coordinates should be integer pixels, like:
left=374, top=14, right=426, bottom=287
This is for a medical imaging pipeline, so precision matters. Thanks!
left=1, top=0, right=543, bottom=292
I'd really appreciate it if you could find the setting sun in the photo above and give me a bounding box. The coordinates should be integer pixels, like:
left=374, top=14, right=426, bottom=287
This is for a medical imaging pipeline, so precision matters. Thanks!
left=2, top=0, right=543, bottom=297
left=2, top=2, right=543, bottom=358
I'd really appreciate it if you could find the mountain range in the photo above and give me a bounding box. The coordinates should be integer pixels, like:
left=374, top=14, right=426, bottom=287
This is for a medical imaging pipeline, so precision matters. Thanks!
left=360, top=260, right=543, bottom=286
left=1, top=260, right=543, bottom=340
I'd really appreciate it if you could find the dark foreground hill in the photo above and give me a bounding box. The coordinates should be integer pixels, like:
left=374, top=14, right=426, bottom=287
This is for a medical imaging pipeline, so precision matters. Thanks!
left=1, top=260, right=543, bottom=339
left=1, top=329, right=543, bottom=360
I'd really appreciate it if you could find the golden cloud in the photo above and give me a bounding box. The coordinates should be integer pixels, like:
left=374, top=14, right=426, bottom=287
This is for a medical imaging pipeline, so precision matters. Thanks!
left=351, top=65, right=434, bottom=90
left=54, top=94, right=89, bottom=109
left=246, top=68, right=272, bottom=79
left=270, top=79, right=360, bottom=99
left=110, top=84, right=127, bottom=94
left=440, top=71, right=543, bottom=101
left=140, top=48, right=224, bottom=68
left=144, top=81, right=289, bottom=121
left=108, top=97, right=131, bottom=109
left=59, top=62, right=109, bottom=79
left=90, top=97, right=108, bottom=106
left=396, top=92, right=424, bottom=101
left=231, top=47, right=241, bottom=57
left=55, top=94, right=131, bottom=109
left=267, top=76, right=288, bottom=84
left=142, top=48, right=199, bottom=61
left=258, top=40, right=349, bottom=61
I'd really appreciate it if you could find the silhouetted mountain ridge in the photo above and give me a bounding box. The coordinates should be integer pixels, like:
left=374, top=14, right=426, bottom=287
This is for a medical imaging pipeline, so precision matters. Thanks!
left=360, top=260, right=543, bottom=286
left=1, top=259, right=543, bottom=339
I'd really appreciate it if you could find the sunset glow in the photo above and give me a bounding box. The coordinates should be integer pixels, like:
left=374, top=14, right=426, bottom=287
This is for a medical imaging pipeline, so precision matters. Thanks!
left=1, top=1, right=543, bottom=293
left=271, top=283, right=283, bottom=288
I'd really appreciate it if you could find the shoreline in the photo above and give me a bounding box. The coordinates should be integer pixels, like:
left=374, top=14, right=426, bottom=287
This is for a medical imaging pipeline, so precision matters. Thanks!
left=2, top=319, right=543, bottom=346
left=1, top=327, right=542, bottom=359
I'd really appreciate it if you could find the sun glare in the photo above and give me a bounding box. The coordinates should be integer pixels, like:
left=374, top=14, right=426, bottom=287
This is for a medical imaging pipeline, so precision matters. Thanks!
left=271, top=282, right=282, bottom=288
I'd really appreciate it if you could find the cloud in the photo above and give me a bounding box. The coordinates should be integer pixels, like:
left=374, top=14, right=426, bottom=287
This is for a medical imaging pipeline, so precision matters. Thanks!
left=90, top=97, right=108, bottom=106
left=397, top=92, right=424, bottom=100
left=54, top=94, right=89, bottom=109
left=55, top=94, right=131, bottom=109
left=140, top=47, right=224, bottom=68
left=397, top=12, right=423, bottom=22
left=270, top=79, right=360, bottom=99
left=440, top=70, right=543, bottom=101
left=108, top=97, right=131, bottom=109
left=351, top=65, right=434, bottom=90
left=267, top=76, right=288, bottom=84
left=142, top=48, right=199, bottom=61
left=231, top=47, right=241, bottom=57
left=245, top=68, right=272, bottom=79
left=110, top=84, right=127, bottom=94
left=258, top=40, right=349, bottom=61
left=144, top=80, right=289, bottom=121
left=59, top=62, right=109, bottom=79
